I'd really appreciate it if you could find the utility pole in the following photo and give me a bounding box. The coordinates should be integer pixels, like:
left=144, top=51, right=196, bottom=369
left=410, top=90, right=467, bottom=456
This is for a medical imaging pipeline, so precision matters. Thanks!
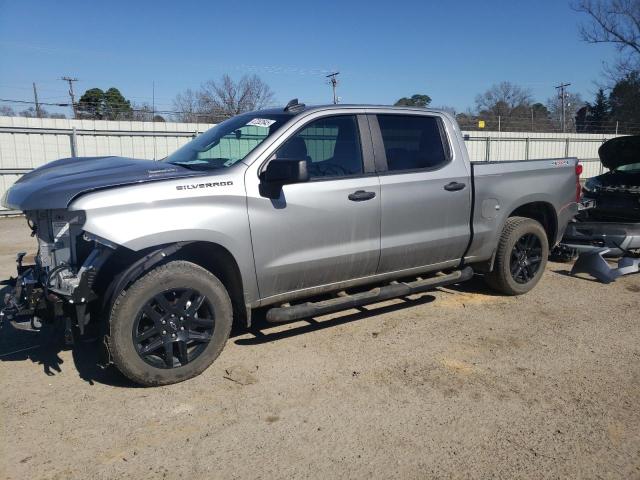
left=326, top=72, right=340, bottom=104
left=530, top=107, right=534, bottom=131
left=61, top=76, right=78, bottom=118
left=152, top=80, right=155, bottom=122
left=555, top=82, right=571, bottom=133
left=152, top=81, right=157, bottom=160
left=32, top=82, right=42, bottom=118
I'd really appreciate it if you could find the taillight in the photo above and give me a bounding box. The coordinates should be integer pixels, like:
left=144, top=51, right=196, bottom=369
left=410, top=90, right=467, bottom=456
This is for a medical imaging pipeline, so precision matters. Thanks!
left=575, top=163, right=583, bottom=202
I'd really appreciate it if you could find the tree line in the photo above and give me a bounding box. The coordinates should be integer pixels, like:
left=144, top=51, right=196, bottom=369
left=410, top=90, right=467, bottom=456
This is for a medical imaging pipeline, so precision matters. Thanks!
left=0, top=74, right=275, bottom=123
left=396, top=0, right=640, bottom=134
left=7, top=73, right=635, bottom=134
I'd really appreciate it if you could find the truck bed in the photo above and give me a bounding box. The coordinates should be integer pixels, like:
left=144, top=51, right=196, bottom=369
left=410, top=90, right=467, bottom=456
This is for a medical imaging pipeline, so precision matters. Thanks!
left=465, top=158, right=579, bottom=263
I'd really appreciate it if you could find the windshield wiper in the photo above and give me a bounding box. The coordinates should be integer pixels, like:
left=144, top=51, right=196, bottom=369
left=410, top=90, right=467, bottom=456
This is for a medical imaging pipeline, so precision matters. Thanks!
left=169, top=162, right=221, bottom=171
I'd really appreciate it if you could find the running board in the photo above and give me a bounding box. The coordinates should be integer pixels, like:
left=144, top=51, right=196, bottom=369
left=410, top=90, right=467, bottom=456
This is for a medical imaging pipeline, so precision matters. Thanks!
left=266, top=266, right=474, bottom=323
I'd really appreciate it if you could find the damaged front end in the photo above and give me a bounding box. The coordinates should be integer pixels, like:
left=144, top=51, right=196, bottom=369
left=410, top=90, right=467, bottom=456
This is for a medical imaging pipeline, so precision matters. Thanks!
left=555, top=135, right=640, bottom=260
left=555, top=136, right=640, bottom=282
left=1, top=210, right=113, bottom=343
left=580, top=135, right=640, bottom=224
left=560, top=220, right=640, bottom=257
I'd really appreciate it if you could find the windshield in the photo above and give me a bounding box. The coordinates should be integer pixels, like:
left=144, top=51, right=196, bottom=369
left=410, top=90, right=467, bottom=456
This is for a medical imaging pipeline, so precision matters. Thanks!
left=616, top=162, right=640, bottom=173
left=164, top=113, right=292, bottom=170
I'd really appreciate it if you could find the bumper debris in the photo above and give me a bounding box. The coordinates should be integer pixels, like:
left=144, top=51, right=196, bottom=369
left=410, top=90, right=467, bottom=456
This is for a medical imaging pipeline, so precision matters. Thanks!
left=571, top=248, right=640, bottom=283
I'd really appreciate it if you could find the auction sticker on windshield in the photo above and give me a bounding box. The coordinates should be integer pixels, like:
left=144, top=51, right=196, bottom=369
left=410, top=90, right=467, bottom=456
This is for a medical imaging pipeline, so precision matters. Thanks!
left=247, top=118, right=277, bottom=128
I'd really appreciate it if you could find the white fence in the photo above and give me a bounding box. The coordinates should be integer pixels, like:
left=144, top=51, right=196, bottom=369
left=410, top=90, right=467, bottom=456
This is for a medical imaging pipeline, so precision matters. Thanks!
left=464, top=131, right=610, bottom=178
left=0, top=116, right=616, bottom=214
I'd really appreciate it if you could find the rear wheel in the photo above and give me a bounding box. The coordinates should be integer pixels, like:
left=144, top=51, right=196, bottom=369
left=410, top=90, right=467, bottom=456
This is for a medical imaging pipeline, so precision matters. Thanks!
left=485, top=217, right=549, bottom=295
left=108, top=261, right=232, bottom=386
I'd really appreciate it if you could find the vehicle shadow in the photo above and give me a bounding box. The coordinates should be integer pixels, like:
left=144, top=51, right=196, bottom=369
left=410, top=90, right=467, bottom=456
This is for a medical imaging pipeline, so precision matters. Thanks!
left=0, top=286, right=138, bottom=387
left=1, top=291, right=438, bottom=385
left=0, top=319, right=138, bottom=388
left=233, top=274, right=510, bottom=346
left=0, top=321, right=65, bottom=376
left=435, top=274, right=504, bottom=297
left=234, top=293, right=436, bottom=346
left=551, top=268, right=602, bottom=283
left=0, top=275, right=497, bottom=386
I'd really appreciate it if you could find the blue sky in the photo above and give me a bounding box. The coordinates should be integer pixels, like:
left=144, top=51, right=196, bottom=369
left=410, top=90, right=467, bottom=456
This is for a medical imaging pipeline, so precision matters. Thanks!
left=0, top=0, right=619, bottom=117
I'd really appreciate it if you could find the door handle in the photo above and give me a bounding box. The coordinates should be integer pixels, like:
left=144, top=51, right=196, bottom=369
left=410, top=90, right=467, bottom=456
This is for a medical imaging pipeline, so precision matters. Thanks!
left=348, top=190, right=376, bottom=201
left=444, top=181, right=466, bottom=192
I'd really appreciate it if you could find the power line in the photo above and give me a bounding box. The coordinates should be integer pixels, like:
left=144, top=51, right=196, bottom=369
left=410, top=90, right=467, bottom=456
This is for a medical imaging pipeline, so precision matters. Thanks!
left=6, top=97, right=640, bottom=126
left=2, top=96, right=639, bottom=133
left=1, top=98, right=70, bottom=107
left=0, top=97, right=259, bottom=118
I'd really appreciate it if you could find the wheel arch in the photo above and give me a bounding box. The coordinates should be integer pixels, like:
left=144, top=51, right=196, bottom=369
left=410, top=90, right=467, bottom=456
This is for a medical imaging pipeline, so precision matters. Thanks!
left=477, top=201, right=557, bottom=273
left=175, top=242, right=250, bottom=328
left=96, top=241, right=252, bottom=329
left=508, top=201, right=558, bottom=247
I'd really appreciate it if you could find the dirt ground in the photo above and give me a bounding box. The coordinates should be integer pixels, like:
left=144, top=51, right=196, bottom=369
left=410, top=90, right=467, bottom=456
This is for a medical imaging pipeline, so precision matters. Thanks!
left=0, top=215, right=638, bottom=480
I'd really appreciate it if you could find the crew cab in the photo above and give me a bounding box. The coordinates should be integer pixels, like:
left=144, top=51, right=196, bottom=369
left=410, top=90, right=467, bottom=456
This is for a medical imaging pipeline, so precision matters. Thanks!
left=1, top=102, right=580, bottom=385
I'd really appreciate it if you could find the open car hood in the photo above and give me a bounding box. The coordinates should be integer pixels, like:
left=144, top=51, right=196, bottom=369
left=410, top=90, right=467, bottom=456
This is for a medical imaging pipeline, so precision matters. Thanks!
left=598, top=135, right=640, bottom=170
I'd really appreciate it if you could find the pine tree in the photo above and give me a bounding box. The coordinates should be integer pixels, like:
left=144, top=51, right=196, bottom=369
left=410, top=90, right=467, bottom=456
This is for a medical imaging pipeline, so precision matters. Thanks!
left=586, top=89, right=610, bottom=133
left=609, top=72, right=640, bottom=131
left=76, top=88, right=105, bottom=119
left=103, top=88, right=132, bottom=120
left=76, top=87, right=132, bottom=120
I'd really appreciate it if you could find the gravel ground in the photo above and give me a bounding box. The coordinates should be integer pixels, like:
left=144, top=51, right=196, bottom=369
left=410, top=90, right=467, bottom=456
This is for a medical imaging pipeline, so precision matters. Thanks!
left=0, top=215, right=638, bottom=480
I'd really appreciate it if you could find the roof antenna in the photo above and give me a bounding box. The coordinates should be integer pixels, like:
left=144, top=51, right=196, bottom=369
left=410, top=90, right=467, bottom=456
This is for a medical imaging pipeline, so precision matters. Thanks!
left=284, top=98, right=305, bottom=112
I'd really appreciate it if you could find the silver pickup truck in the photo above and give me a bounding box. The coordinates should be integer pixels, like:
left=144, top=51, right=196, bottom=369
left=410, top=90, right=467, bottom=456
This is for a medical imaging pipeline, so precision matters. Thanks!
left=1, top=101, right=579, bottom=385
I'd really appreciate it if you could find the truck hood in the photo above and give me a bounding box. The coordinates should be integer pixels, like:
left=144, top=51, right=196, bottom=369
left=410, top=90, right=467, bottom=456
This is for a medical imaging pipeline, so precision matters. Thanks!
left=598, top=135, right=640, bottom=170
left=1, top=156, right=205, bottom=211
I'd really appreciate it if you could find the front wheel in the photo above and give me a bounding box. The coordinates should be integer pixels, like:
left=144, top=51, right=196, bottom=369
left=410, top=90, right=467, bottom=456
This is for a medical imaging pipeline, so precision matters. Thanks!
left=485, top=217, right=549, bottom=296
left=108, top=260, right=232, bottom=386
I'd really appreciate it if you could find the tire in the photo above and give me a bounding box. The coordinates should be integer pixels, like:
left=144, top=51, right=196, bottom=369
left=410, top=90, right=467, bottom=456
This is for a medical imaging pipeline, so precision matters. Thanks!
left=485, top=216, right=549, bottom=296
left=108, top=260, right=232, bottom=386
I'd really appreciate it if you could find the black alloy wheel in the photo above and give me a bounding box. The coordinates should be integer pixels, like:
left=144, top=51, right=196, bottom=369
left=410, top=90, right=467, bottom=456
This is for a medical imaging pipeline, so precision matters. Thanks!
left=133, top=288, right=215, bottom=369
left=509, top=233, right=543, bottom=284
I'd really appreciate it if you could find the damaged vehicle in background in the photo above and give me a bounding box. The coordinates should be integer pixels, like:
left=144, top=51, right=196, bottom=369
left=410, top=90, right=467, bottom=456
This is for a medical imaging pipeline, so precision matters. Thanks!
left=557, top=135, right=640, bottom=258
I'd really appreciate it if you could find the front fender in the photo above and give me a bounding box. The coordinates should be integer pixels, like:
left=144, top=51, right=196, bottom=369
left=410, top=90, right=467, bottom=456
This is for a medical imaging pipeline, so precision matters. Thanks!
left=69, top=179, right=259, bottom=304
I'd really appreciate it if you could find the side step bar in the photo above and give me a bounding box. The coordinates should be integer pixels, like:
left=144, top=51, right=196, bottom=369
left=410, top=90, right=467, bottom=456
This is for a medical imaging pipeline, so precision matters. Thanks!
left=266, top=266, right=474, bottom=323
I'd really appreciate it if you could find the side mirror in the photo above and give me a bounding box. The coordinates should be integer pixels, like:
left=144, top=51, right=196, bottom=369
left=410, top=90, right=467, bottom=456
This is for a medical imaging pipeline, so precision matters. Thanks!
left=260, top=159, right=310, bottom=185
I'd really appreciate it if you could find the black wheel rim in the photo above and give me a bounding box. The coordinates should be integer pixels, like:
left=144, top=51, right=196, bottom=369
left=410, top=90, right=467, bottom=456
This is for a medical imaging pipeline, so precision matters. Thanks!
left=133, top=288, right=215, bottom=369
left=510, top=233, right=543, bottom=284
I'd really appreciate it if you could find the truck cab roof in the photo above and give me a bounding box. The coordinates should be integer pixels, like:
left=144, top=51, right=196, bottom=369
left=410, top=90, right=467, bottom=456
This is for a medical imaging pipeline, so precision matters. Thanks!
left=254, top=102, right=452, bottom=118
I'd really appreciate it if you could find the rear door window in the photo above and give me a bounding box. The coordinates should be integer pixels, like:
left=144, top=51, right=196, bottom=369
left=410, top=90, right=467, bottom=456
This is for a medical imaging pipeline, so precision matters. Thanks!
left=376, top=115, right=449, bottom=172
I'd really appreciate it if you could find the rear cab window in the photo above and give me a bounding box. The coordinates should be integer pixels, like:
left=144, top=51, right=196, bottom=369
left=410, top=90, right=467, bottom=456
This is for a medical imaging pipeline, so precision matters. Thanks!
left=376, top=115, right=450, bottom=172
